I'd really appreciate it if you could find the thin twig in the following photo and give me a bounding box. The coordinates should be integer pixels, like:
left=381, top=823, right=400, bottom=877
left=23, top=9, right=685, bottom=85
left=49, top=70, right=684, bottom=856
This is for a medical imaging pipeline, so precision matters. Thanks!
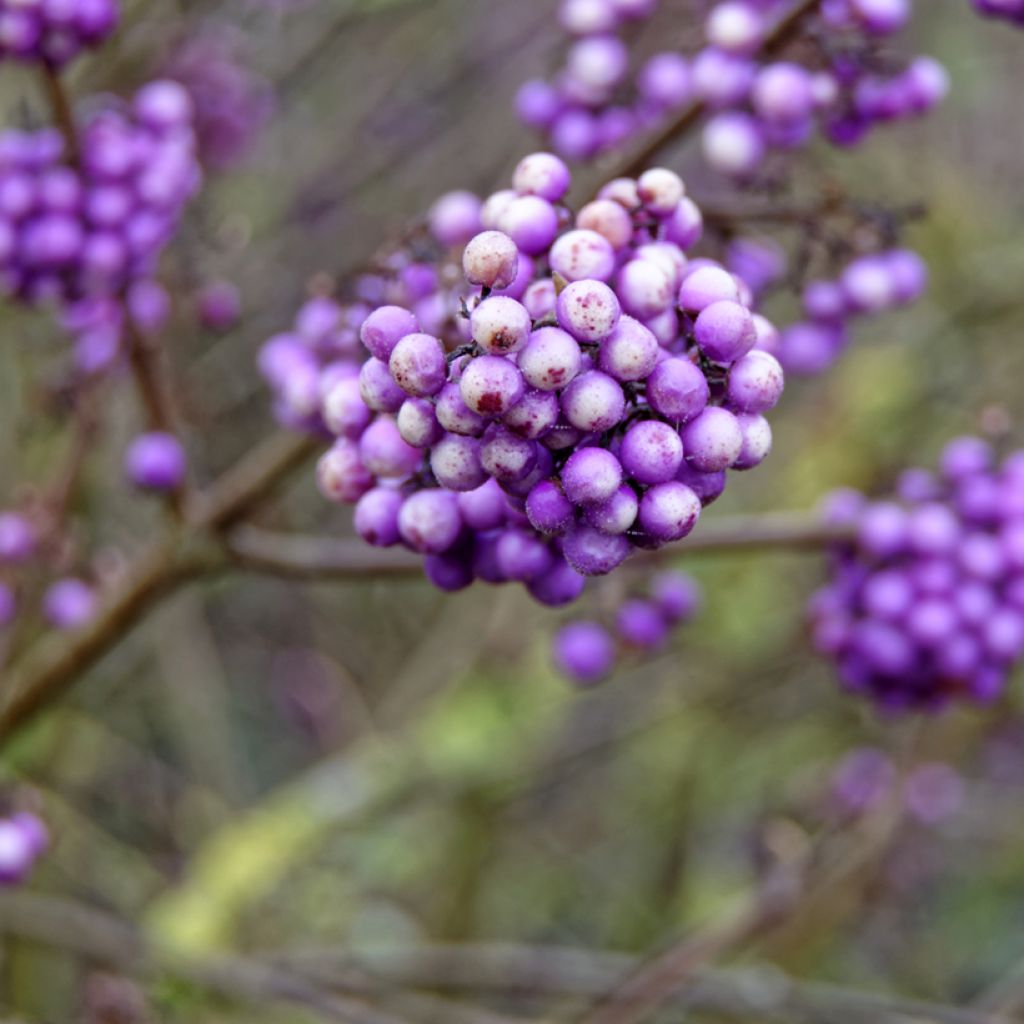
left=273, top=943, right=1002, bottom=1024
left=125, top=318, right=178, bottom=438
left=0, top=429, right=322, bottom=745
left=125, top=316, right=190, bottom=518
left=670, top=511, right=850, bottom=554
left=574, top=862, right=806, bottom=1024
left=223, top=514, right=849, bottom=580
left=0, top=539, right=212, bottom=744
left=0, top=890, right=414, bottom=1024
left=227, top=526, right=424, bottom=579
left=0, top=509, right=846, bottom=746
left=39, top=64, right=78, bottom=162
left=573, top=787, right=907, bottom=1024
left=188, top=429, right=320, bottom=530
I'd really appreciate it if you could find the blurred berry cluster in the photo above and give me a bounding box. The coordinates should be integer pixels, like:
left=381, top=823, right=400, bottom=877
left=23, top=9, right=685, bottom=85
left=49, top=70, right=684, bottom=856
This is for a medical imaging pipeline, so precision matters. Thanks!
left=0, top=0, right=118, bottom=66
left=162, top=27, right=274, bottom=171
left=811, top=438, right=1024, bottom=711
left=0, top=82, right=198, bottom=306
left=779, top=248, right=928, bottom=374
left=0, top=80, right=200, bottom=374
left=517, top=0, right=947, bottom=172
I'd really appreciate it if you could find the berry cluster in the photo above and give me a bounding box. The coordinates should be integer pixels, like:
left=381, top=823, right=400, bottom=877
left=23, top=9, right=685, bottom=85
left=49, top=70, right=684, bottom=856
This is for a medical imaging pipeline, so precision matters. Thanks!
left=0, top=811, right=48, bottom=886
left=0, top=80, right=200, bottom=309
left=298, top=155, right=784, bottom=601
left=0, top=0, right=118, bottom=67
left=516, top=0, right=685, bottom=161
left=553, top=569, right=701, bottom=684
left=810, top=437, right=1024, bottom=711
left=259, top=294, right=364, bottom=432
left=162, top=28, right=274, bottom=170
left=516, top=0, right=948, bottom=176
left=778, top=248, right=928, bottom=375
left=971, top=0, right=1024, bottom=25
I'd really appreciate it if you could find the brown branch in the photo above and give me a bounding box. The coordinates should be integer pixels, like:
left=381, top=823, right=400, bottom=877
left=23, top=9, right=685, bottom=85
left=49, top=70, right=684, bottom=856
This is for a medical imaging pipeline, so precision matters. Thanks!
left=275, top=944, right=1001, bottom=1024
left=0, top=539, right=213, bottom=744
left=598, top=0, right=823, bottom=185
left=0, top=507, right=846, bottom=746
left=0, top=890, right=414, bottom=1024
left=0, top=428, right=318, bottom=746
left=43, top=380, right=104, bottom=521
left=125, top=318, right=179, bottom=439
left=39, top=64, right=78, bottom=162
left=700, top=197, right=928, bottom=234
left=677, top=511, right=851, bottom=554
left=225, top=514, right=849, bottom=581
left=574, top=864, right=805, bottom=1024
left=573, top=790, right=906, bottom=1024
left=188, top=429, right=321, bottom=530
left=124, top=317, right=191, bottom=519
left=227, top=526, right=424, bottom=580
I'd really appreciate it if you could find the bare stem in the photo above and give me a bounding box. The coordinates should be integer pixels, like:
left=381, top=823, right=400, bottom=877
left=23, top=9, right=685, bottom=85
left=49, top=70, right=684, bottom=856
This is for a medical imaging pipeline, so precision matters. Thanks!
left=125, top=318, right=178, bottom=437
left=0, top=539, right=210, bottom=743
left=125, top=316, right=191, bottom=519
left=676, top=511, right=851, bottom=554
left=0, top=509, right=844, bottom=746
left=0, top=890, right=415, bottom=1024
left=40, top=64, right=78, bottom=162
left=700, top=197, right=929, bottom=232
left=226, top=526, right=424, bottom=579
left=224, top=514, right=849, bottom=580
left=273, top=943, right=995, bottom=1024
left=574, top=792, right=907, bottom=1024
left=188, top=429, right=321, bottom=530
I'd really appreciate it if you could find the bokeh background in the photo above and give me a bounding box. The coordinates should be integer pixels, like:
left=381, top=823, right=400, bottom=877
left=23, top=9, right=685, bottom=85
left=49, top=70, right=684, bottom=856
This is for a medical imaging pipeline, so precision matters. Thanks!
left=3, top=1, right=1024, bottom=1020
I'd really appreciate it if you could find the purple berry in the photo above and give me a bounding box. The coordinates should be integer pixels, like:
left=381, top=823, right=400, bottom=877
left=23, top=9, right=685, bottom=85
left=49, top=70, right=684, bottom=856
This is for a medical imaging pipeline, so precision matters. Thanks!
left=463, top=230, right=520, bottom=289
left=556, top=279, right=622, bottom=342
left=519, top=326, right=583, bottom=391
left=553, top=621, right=614, bottom=685
left=398, top=489, right=463, bottom=554
left=638, top=482, right=701, bottom=543
left=460, top=355, right=526, bottom=417
left=562, top=446, right=623, bottom=506
left=681, top=407, right=744, bottom=473
left=470, top=297, right=532, bottom=355
left=620, top=420, right=684, bottom=485
left=354, top=488, right=404, bottom=547
left=124, top=431, right=186, bottom=492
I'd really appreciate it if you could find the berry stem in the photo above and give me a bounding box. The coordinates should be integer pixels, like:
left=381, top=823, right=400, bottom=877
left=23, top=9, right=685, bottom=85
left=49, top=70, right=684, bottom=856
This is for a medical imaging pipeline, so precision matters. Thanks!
left=224, top=527, right=423, bottom=579
left=0, top=507, right=848, bottom=747
left=39, top=64, right=79, bottom=164
left=125, top=317, right=189, bottom=519
left=574, top=778, right=908, bottom=1024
